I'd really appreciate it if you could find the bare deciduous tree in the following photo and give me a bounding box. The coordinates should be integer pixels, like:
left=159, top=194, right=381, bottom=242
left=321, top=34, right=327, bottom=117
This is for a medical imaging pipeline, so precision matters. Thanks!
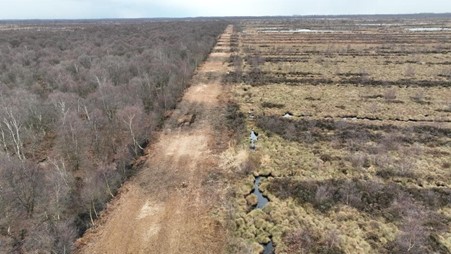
left=1, top=108, right=26, bottom=161
left=117, top=105, right=145, bottom=155
left=1, top=155, right=43, bottom=217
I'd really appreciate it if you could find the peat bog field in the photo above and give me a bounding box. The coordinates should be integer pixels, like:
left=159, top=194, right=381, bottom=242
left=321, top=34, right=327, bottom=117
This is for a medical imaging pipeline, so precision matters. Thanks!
left=225, top=16, right=451, bottom=254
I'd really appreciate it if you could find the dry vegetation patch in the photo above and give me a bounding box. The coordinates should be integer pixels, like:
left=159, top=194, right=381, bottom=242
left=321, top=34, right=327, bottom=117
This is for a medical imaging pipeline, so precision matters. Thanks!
left=226, top=15, right=451, bottom=254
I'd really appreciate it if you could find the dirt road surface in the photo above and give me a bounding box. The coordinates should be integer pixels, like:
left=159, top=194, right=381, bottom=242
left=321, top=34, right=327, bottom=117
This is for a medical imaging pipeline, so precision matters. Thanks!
left=76, top=25, right=234, bottom=254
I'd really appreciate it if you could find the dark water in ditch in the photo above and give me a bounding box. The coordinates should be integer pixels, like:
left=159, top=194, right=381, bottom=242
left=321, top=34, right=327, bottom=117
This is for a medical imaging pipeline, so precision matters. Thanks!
left=263, top=240, right=274, bottom=254
left=252, top=176, right=274, bottom=253
left=253, top=176, right=269, bottom=209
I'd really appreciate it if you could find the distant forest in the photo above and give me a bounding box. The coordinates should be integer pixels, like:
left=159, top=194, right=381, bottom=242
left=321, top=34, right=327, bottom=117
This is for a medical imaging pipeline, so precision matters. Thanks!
left=0, top=20, right=227, bottom=253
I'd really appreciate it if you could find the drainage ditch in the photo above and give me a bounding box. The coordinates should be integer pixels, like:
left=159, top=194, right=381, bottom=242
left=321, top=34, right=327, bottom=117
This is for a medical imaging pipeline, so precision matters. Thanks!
left=249, top=175, right=274, bottom=253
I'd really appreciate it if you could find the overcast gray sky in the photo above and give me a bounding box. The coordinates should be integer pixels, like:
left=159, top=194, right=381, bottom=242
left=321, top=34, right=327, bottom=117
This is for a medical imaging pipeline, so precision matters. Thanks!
left=0, top=0, right=450, bottom=19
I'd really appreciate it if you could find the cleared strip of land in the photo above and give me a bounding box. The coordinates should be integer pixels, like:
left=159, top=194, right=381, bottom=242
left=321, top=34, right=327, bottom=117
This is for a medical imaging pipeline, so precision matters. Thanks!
left=76, top=25, right=234, bottom=254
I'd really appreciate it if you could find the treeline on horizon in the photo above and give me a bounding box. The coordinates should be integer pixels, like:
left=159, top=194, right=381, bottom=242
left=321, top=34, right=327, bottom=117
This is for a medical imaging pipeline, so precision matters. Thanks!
left=0, top=20, right=227, bottom=253
left=1, top=12, right=451, bottom=24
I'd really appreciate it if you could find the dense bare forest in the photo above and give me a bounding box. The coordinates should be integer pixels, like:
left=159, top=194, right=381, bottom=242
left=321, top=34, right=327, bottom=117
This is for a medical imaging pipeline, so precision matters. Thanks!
left=0, top=20, right=227, bottom=253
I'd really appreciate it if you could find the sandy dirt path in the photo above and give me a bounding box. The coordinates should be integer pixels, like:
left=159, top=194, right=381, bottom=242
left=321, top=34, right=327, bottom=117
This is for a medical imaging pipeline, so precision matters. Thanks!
left=76, top=25, right=233, bottom=254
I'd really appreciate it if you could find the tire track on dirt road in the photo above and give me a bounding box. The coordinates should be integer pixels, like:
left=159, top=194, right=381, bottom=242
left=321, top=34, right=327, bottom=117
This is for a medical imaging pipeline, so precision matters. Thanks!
left=76, top=25, right=234, bottom=254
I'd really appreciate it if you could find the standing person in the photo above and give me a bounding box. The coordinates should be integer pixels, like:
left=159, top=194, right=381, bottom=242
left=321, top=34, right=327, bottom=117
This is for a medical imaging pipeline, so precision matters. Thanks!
left=250, top=129, right=258, bottom=150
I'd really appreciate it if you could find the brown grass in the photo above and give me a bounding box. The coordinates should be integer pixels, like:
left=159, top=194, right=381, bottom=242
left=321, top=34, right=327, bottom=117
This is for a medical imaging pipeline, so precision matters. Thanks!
left=226, top=16, right=451, bottom=253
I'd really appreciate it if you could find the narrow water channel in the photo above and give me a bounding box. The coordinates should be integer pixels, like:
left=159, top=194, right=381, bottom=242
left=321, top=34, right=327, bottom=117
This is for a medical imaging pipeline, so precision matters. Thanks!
left=251, top=175, right=274, bottom=253
left=252, top=176, right=269, bottom=209
left=263, top=239, right=274, bottom=254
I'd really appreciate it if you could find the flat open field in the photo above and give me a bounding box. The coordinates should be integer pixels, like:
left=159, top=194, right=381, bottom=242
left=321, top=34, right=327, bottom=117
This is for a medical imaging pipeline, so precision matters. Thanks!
left=226, top=16, right=451, bottom=253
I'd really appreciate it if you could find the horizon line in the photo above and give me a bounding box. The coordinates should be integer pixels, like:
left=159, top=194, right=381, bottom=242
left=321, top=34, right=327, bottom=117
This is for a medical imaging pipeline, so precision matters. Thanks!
left=1, top=12, right=451, bottom=22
